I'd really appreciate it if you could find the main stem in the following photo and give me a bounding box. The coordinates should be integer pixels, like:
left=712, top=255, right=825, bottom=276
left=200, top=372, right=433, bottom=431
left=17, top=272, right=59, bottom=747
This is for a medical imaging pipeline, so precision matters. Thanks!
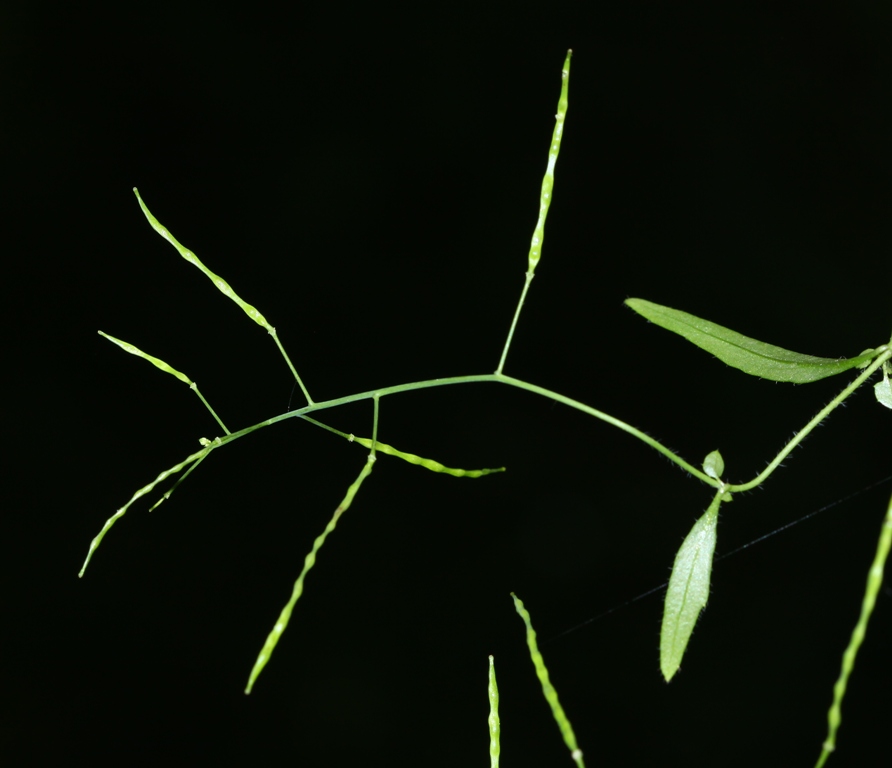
left=210, top=348, right=891, bottom=496
left=215, top=372, right=714, bottom=484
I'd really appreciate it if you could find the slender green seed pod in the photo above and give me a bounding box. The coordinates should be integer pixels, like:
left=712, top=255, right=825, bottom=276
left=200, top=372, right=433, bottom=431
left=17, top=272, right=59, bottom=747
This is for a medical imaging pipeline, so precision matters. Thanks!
left=99, top=331, right=192, bottom=385
left=813, top=492, right=892, bottom=768
left=527, top=49, right=571, bottom=276
left=133, top=188, right=271, bottom=330
left=132, top=188, right=313, bottom=405
left=351, top=437, right=504, bottom=477
left=98, top=331, right=230, bottom=434
left=79, top=444, right=213, bottom=577
left=245, top=456, right=375, bottom=694
left=488, top=655, right=500, bottom=768
left=511, top=592, right=585, bottom=767
left=299, top=417, right=505, bottom=477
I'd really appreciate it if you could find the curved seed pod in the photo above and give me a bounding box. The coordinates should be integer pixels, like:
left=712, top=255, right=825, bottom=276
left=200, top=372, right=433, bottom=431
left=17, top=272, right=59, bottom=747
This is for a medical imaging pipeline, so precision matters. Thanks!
left=527, top=49, right=571, bottom=276
left=132, top=188, right=313, bottom=404
left=245, top=457, right=375, bottom=694
left=79, top=444, right=214, bottom=577
left=488, top=656, right=500, bottom=768
left=99, top=331, right=192, bottom=385
left=814, top=490, right=892, bottom=765
left=98, top=331, right=229, bottom=433
left=351, top=436, right=504, bottom=477
left=511, top=593, right=585, bottom=767
left=133, top=188, right=271, bottom=330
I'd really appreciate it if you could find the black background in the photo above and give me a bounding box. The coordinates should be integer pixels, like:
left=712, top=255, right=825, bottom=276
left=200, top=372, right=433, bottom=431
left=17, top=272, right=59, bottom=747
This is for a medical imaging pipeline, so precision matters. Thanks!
left=5, top=3, right=892, bottom=766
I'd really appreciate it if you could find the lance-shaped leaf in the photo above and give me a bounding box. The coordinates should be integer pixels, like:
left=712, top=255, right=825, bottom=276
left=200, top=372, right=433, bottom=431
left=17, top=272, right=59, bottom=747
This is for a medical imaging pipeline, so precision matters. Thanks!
left=626, top=298, right=877, bottom=383
left=660, top=492, right=722, bottom=681
left=875, top=366, right=892, bottom=409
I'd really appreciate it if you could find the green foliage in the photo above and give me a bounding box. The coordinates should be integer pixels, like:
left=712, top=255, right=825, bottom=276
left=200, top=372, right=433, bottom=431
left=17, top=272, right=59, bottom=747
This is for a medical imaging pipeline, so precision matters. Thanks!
left=86, top=50, right=892, bottom=766
left=701, top=449, right=725, bottom=481
left=625, top=298, right=877, bottom=383
left=660, top=490, right=722, bottom=682
left=875, top=363, right=892, bottom=408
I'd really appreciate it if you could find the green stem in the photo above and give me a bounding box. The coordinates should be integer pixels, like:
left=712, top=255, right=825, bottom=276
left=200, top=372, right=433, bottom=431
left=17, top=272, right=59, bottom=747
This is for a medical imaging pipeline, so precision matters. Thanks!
left=370, top=394, right=379, bottom=458
left=213, top=372, right=714, bottom=485
left=729, top=352, right=891, bottom=493
left=496, top=272, right=533, bottom=375
left=191, top=385, right=230, bottom=435
left=270, top=328, right=314, bottom=405
left=89, top=349, right=889, bottom=577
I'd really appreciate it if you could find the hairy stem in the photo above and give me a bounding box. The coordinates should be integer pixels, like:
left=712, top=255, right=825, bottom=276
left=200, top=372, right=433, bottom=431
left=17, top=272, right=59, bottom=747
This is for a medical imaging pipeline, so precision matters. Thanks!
left=729, top=352, right=890, bottom=493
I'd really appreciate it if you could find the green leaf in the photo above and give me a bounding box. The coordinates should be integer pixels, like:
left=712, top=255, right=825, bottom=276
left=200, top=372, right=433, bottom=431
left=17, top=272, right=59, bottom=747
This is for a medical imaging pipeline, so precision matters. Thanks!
left=875, top=366, right=892, bottom=409
left=660, top=493, right=722, bottom=681
left=702, top=449, right=724, bottom=480
left=626, top=298, right=877, bottom=383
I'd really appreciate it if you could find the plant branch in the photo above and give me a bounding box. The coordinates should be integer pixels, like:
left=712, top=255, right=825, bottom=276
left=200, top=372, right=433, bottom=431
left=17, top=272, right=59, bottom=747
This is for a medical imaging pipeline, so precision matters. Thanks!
left=210, top=372, right=714, bottom=485
left=496, top=50, right=571, bottom=375
left=729, top=351, right=891, bottom=493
